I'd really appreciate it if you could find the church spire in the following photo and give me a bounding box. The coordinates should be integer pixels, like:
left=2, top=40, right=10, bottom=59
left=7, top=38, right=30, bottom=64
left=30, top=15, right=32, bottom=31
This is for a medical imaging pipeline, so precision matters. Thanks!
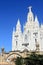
left=16, top=19, right=20, bottom=27
left=27, top=6, right=34, bottom=22
left=16, top=19, right=21, bottom=32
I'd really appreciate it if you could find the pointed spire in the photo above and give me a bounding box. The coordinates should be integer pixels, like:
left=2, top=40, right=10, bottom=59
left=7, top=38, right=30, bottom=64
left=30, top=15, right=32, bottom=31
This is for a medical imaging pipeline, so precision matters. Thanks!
left=16, top=19, right=21, bottom=27
left=35, top=15, right=38, bottom=22
left=16, top=19, right=21, bottom=32
left=35, top=15, right=39, bottom=27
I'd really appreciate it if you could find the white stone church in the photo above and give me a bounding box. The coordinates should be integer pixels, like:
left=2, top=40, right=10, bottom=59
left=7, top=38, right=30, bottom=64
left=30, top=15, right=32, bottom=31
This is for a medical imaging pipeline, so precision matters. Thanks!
left=12, top=6, right=43, bottom=52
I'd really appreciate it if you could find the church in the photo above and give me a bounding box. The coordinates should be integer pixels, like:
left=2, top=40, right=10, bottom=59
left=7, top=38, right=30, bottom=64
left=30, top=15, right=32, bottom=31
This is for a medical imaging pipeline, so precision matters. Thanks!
left=12, top=6, right=43, bottom=52
left=0, top=6, right=43, bottom=65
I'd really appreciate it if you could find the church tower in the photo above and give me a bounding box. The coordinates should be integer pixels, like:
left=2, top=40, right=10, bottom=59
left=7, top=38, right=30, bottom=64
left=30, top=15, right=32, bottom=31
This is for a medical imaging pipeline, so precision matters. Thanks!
left=23, top=6, right=35, bottom=51
left=12, top=19, right=22, bottom=51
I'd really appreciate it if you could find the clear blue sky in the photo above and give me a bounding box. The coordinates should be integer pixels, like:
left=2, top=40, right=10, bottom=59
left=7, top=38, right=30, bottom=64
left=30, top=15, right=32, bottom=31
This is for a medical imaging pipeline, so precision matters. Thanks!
left=0, top=0, right=43, bottom=52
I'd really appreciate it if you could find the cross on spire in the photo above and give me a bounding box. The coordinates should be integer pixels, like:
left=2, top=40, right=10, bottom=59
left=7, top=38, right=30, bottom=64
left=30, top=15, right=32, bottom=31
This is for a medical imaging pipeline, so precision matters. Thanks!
left=28, top=6, right=32, bottom=12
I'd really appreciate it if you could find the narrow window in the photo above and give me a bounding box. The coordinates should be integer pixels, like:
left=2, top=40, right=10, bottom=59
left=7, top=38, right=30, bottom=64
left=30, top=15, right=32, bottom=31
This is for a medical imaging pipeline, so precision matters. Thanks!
left=16, top=41, right=17, bottom=46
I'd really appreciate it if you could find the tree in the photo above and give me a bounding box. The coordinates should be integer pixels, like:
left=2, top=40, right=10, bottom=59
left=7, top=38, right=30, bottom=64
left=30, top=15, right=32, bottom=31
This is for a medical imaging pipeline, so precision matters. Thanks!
left=15, top=53, right=43, bottom=65
left=15, top=57, right=23, bottom=65
left=24, top=52, right=40, bottom=65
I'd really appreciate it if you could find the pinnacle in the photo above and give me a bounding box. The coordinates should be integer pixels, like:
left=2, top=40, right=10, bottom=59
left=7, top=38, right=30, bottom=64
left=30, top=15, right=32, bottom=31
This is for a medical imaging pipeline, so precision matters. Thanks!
left=35, top=15, right=38, bottom=22
left=17, top=19, right=20, bottom=26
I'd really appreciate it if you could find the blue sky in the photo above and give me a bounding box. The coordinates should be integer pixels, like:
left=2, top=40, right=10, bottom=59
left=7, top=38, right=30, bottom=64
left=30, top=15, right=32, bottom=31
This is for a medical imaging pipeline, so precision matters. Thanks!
left=0, top=0, right=43, bottom=52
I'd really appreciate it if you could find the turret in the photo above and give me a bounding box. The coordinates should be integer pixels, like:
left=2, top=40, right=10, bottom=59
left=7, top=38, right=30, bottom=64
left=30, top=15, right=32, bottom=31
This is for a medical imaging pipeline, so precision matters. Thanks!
left=35, top=15, right=39, bottom=26
left=12, top=19, right=23, bottom=51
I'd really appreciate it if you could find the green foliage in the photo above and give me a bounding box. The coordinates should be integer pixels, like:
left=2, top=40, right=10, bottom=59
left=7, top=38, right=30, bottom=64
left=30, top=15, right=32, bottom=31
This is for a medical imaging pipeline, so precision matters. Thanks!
left=15, top=57, right=23, bottom=65
left=15, top=53, right=43, bottom=65
left=24, top=53, right=43, bottom=65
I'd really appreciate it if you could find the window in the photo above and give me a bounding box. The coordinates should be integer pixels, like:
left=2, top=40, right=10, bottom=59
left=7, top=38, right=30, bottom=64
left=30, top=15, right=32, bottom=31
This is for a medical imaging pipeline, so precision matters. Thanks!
left=16, top=41, right=18, bottom=46
left=25, top=34, right=27, bottom=40
left=33, top=32, right=38, bottom=38
left=35, top=39, right=37, bottom=43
